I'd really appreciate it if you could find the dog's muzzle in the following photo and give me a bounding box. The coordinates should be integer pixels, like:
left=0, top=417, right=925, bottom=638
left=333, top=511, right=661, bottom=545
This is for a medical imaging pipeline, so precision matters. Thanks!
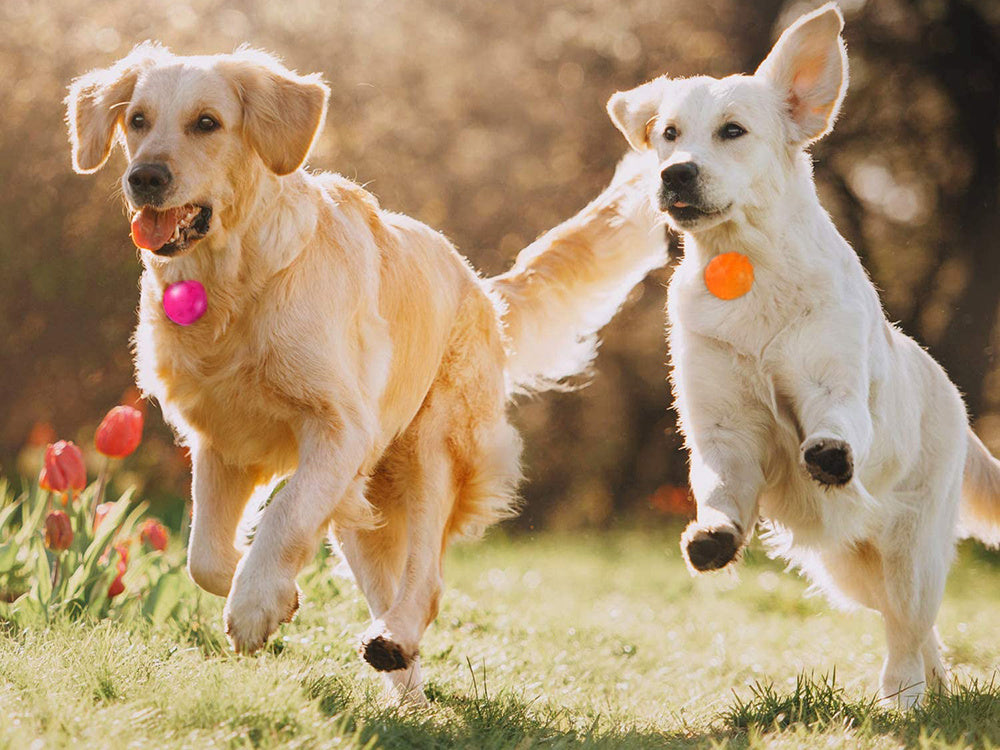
left=126, top=162, right=173, bottom=206
left=659, top=161, right=705, bottom=215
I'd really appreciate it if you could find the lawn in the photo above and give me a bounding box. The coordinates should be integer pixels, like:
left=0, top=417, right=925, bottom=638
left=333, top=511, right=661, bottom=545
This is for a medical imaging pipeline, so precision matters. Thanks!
left=1, top=524, right=998, bottom=749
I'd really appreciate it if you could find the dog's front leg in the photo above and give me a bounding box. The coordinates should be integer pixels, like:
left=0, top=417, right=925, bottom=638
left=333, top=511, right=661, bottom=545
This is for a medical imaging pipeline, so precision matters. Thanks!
left=788, top=334, right=873, bottom=489
left=223, top=417, right=374, bottom=654
left=675, top=341, right=768, bottom=571
left=187, top=445, right=259, bottom=596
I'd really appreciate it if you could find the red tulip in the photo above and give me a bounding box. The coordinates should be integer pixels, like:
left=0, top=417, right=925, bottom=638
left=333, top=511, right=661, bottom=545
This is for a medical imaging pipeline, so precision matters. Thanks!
left=44, top=511, right=73, bottom=551
left=107, top=572, right=125, bottom=598
left=114, top=542, right=129, bottom=571
left=93, top=502, right=115, bottom=533
left=107, top=543, right=128, bottom=598
left=139, top=519, right=169, bottom=551
left=95, top=406, right=144, bottom=458
left=39, top=441, right=86, bottom=496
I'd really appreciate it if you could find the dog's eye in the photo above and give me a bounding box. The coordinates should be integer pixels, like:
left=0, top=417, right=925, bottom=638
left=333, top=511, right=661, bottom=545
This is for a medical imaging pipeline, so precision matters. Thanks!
left=196, top=115, right=220, bottom=133
left=129, top=113, right=146, bottom=130
left=664, top=125, right=678, bottom=142
left=720, top=123, right=747, bottom=140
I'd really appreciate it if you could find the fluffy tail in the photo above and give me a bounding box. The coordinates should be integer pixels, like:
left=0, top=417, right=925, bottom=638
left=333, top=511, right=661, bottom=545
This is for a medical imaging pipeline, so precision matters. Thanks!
left=961, top=428, right=1000, bottom=547
left=490, top=150, right=666, bottom=393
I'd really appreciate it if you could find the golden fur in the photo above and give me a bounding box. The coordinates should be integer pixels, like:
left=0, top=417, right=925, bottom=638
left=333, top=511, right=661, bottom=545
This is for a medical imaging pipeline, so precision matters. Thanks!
left=67, top=44, right=665, bottom=700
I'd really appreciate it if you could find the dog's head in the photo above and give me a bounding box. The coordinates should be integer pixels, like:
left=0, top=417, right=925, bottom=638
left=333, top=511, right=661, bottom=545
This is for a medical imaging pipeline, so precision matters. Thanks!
left=607, top=3, right=847, bottom=233
left=67, top=44, right=329, bottom=258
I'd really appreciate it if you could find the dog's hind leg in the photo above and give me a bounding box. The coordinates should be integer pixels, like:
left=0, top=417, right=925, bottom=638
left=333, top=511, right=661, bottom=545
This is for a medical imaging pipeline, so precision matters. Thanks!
left=880, top=477, right=960, bottom=707
left=338, top=480, right=429, bottom=704
left=878, top=563, right=943, bottom=708
left=357, top=378, right=519, bottom=696
left=875, top=525, right=951, bottom=707
left=357, top=427, right=451, bottom=681
left=820, top=516, right=951, bottom=709
left=921, top=626, right=947, bottom=694
left=340, top=528, right=428, bottom=703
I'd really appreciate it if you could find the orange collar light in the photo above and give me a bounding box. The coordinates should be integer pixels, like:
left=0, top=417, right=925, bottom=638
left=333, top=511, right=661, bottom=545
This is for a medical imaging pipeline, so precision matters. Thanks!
left=704, top=252, right=754, bottom=300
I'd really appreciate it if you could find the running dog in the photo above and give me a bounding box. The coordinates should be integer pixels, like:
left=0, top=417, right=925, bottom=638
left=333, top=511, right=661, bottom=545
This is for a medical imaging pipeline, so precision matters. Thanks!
left=67, top=44, right=665, bottom=701
left=607, top=3, right=1000, bottom=707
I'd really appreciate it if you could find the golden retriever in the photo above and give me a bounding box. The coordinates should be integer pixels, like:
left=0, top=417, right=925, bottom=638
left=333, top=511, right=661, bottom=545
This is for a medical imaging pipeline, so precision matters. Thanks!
left=608, top=3, right=1000, bottom=707
left=66, top=43, right=665, bottom=701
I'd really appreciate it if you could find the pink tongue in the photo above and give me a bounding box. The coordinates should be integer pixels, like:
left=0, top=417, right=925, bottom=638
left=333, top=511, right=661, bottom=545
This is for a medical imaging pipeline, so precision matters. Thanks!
left=130, top=207, right=181, bottom=252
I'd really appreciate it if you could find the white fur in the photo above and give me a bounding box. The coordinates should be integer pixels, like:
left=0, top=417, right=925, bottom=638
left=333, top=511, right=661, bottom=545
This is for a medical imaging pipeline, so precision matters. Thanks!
left=609, top=3, right=1000, bottom=709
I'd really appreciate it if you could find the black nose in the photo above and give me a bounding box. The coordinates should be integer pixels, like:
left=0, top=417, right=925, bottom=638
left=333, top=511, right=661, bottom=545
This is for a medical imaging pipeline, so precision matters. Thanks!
left=661, top=162, right=699, bottom=190
left=127, top=163, right=172, bottom=202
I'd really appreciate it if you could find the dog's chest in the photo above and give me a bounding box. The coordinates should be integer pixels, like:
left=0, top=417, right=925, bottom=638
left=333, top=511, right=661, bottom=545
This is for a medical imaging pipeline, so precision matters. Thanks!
left=137, top=316, right=299, bottom=470
left=670, top=257, right=865, bottom=538
left=668, top=258, right=806, bottom=357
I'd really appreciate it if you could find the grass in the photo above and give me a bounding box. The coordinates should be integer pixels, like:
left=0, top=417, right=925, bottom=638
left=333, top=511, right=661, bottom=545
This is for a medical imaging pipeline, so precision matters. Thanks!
left=0, top=524, right=998, bottom=748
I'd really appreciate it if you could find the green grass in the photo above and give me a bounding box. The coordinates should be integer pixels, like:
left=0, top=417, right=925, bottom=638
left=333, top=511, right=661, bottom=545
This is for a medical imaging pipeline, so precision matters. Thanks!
left=0, top=525, right=998, bottom=749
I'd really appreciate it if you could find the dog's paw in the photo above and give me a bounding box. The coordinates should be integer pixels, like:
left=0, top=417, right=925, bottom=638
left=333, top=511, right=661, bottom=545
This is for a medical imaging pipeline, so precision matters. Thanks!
left=223, top=574, right=301, bottom=655
left=360, top=620, right=417, bottom=672
left=383, top=661, right=429, bottom=706
left=681, top=522, right=741, bottom=572
left=802, top=436, right=853, bottom=486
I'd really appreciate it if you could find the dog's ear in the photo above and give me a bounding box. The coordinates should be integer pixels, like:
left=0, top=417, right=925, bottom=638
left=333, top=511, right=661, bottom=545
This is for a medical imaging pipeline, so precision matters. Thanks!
left=607, top=78, right=667, bottom=152
left=755, top=3, right=848, bottom=144
left=223, top=49, right=330, bottom=176
left=66, top=42, right=164, bottom=174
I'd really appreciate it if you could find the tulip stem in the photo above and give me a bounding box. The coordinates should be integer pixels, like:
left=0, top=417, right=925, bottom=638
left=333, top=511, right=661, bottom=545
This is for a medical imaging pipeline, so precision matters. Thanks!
left=50, top=555, right=60, bottom=591
left=94, top=456, right=111, bottom=517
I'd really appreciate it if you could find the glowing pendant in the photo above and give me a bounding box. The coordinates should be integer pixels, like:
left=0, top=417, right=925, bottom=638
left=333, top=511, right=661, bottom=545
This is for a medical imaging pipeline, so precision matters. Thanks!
left=705, top=252, right=754, bottom=300
left=163, top=280, right=207, bottom=325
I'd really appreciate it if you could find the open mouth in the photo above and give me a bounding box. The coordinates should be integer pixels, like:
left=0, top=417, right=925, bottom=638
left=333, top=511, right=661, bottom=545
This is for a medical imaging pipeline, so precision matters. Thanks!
left=130, top=204, right=212, bottom=257
left=664, top=200, right=730, bottom=224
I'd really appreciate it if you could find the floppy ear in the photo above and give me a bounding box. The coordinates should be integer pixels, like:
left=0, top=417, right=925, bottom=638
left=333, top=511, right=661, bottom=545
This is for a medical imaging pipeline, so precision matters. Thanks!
left=222, top=50, right=330, bottom=176
left=607, top=77, right=668, bottom=152
left=66, top=43, right=164, bottom=173
left=755, top=3, right=848, bottom=144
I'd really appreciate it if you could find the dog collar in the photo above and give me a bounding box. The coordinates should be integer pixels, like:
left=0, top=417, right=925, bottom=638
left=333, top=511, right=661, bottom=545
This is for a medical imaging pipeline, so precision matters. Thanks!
left=163, top=280, right=207, bottom=325
left=705, top=252, right=754, bottom=300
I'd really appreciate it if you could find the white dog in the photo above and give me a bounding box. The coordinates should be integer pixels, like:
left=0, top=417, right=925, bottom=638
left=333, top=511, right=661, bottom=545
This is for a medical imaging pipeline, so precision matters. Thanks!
left=608, top=3, right=1000, bottom=707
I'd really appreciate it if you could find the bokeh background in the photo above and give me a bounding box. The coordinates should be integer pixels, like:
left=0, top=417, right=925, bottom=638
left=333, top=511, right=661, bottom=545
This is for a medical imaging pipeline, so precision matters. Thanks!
left=2, top=0, right=999, bottom=528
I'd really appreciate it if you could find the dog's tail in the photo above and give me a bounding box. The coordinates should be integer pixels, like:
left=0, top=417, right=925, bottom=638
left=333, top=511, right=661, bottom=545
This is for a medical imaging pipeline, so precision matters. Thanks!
left=961, top=428, right=1000, bottom=547
left=489, top=151, right=666, bottom=393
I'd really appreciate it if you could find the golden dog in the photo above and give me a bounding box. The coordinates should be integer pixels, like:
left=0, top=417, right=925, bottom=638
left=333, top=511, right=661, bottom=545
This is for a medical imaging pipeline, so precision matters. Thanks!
left=66, top=44, right=665, bottom=700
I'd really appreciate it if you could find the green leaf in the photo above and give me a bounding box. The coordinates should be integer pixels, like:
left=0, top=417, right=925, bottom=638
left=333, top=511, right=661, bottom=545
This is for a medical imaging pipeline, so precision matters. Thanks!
left=81, top=496, right=137, bottom=570
left=9, top=591, right=45, bottom=626
left=0, top=497, right=22, bottom=534
left=144, top=571, right=183, bottom=623
left=0, top=542, right=18, bottom=570
left=34, top=541, right=52, bottom=605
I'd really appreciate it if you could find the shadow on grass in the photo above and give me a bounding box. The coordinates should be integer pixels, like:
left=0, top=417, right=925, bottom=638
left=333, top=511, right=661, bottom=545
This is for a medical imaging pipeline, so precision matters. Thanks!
left=720, top=671, right=1000, bottom=749
left=301, top=667, right=744, bottom=750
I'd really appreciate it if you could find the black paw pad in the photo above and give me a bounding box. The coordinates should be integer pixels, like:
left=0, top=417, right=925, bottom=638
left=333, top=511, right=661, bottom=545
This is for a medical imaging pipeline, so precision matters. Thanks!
left=803, top=439, right=853, bottom=486
left=684, top=529, right=739, bottom=571
left=361, top=635, right=412, bottom=672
